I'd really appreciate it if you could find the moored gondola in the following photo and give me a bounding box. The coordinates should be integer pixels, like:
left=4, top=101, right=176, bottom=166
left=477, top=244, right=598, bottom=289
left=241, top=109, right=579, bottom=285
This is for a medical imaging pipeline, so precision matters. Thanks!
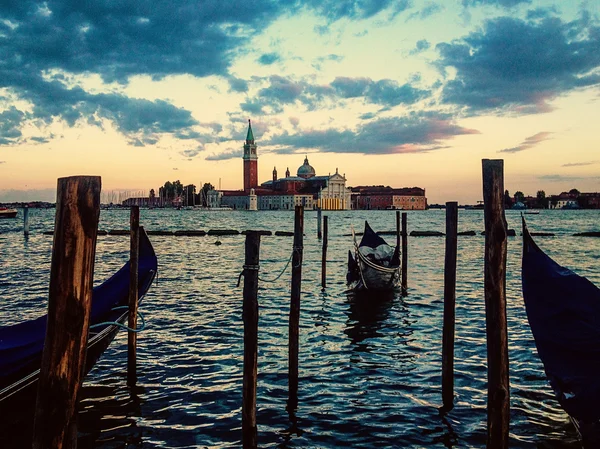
left=0, top=227, right=158, bottom=407
left=521, top=217, right=600, bottom=446
left=347, top=221, right=401, bottom=292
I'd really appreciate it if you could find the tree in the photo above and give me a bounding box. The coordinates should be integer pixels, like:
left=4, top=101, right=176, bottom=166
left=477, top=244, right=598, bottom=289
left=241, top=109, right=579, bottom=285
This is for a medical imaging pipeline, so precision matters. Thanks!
left=536, top=190, right=547, bottom=209
left=504, top=190, right=512, bottom=209
left=201, top=182, right=214, bottom=207
left=514, top=191, right=525, bottom=203
left=183, top=184, right=196, bottom=206
left=569, top=188, right=580, bottom=197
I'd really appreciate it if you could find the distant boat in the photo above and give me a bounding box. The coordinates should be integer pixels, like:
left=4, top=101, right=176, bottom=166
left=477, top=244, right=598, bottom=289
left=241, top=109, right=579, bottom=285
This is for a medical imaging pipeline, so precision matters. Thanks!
left=521, top=218, right=600, bottom=446
left=0, top=228, right=158, bottom=408
left=0, top=208, right=17, bottom=219
left=347, top=221, right=400, bottom=292
left=524, top=210, right=540, bottom=215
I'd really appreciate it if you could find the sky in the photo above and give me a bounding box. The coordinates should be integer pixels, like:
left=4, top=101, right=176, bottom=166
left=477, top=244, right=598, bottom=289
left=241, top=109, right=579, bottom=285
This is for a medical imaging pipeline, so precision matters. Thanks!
left=0, top=0, right=599, bottom=204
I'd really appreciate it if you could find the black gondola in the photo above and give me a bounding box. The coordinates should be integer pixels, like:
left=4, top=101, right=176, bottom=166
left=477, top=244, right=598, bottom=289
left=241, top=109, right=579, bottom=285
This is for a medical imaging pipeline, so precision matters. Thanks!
left=347, top=221, right=401, bottom=291
left=522, top=218, right=600, bottom=446
left=0, top=227, right=158, bottom=407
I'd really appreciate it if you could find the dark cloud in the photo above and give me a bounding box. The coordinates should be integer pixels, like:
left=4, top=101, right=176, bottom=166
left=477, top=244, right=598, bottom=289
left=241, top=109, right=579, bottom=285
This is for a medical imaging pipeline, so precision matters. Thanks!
left=227, top=76, right=249, bottom=93
left=562, top=161, right=599, bottom=167
left=407, top=3, right=443, bottom=21
left=258, top=53, right=281, bottom=65
left=410, top=39, right=431, bottom=55
left=436, top=14, right=600, bottom=114
left=0, top=106, right=25, bottom=145
left=462, top=0, right=531, bottom=7
left=305, top=0, right=411, bottom=21
left=498, top=131, right=552, bottom=153
left=264, top=112, right=479, bottom=154
left=206, top=148, right=242, bottom=161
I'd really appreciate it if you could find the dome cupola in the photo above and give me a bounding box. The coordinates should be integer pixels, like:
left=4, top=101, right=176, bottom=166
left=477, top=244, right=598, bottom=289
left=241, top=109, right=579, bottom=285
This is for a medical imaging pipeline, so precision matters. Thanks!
left=297, top=156, right=316, bottom=179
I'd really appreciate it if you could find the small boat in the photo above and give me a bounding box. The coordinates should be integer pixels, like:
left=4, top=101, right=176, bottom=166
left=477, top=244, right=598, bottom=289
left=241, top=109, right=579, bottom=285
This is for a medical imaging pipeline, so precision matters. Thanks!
left=347, top=221, right=401, bottom=291
left=521, top=218, right=600, bottom=446
left=0, top=227, right=158, bottom=407
left=0, top=208, right=17, bottom=219
left=524, top=210, right=540, bottom=215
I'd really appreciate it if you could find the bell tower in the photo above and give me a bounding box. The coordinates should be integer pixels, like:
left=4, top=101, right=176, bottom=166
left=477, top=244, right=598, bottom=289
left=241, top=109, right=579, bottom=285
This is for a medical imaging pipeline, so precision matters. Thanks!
left=243, top=119, right=258, bottom=192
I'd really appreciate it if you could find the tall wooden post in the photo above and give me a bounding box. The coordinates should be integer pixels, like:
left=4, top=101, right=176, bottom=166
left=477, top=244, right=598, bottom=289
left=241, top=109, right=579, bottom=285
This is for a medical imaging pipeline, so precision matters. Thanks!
left=482, top=159, right=509, bottom=449
left=32, top=176, right=101, bottom=449
left=321, top=215, right=328, bottom=289
left=401, top=212, right=408, bottom=296
left=127, top=206, right=140, bottom=387
left=24, top=206, right=30, bottom=237
left=242, top=232, right=260, bottom=449
left=396, top=211, right=401, bottom=252
left=317, top=207, right=322, bottom=239
left=441, top=201, right=458, bottom=412
left=288, top=206, right=304, bottom=411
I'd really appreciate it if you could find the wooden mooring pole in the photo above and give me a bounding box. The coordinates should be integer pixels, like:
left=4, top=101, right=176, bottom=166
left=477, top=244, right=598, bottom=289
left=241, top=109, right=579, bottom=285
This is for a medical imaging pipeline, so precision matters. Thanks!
left=401, top=212, right=408, bottom=296
left=482, top=159, right=509, bottom=449
left=24, top=205, right=30, bottom=237
left=441, top=201, right=458, bottom=412
left=242, top=231, right=260, bottom=449
left=288, top=206, right=304, bottom=411
left=127, top=206, right=140, bottom=387
left=321, top=215, right=328, bottom=289
left=32, top=176, right=101, bottom=449
left=317, top=207, right=322, bottom=239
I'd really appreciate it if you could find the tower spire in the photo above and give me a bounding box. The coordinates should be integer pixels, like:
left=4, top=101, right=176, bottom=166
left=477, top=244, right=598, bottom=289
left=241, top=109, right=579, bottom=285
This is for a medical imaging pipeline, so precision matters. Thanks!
left=246, top=119, right=254, bottom=143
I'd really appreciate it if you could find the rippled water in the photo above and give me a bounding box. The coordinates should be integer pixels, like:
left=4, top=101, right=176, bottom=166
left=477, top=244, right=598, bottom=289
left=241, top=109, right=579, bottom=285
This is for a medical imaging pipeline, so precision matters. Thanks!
left=1, top=208, right=599, bottom=448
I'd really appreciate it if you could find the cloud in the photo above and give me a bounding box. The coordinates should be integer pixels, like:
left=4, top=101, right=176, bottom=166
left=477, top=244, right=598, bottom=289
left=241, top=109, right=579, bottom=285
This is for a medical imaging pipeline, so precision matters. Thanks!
left=264, top=112, right=479, bottom=155
left=180, top=146, right=204, bottom=158
left=462, top=0, right=531, bottom=7
left=410, top=39, right=431, bottom=55
left=407, top=3, right=443, bottom=21
left=538, top=174, right=600, bottom=182
left=305, top=0, right=411, bottom=21
left=258, top=53, right=281, bottom=65
left=498, top=131, right=552, bottom=153
left=436, top=13, right=600, bottom=114
left=562, top=161, right=599, bottom=167
left=0, top=106, right=25, bottom=145
left=206, top=148, right=243, bottom=161
left=0, top=161, right=5, bottom=164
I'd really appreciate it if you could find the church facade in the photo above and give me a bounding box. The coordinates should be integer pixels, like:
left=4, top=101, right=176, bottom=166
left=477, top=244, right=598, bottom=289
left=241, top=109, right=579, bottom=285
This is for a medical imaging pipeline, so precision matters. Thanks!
left=214, top=120, right=351, bottom=210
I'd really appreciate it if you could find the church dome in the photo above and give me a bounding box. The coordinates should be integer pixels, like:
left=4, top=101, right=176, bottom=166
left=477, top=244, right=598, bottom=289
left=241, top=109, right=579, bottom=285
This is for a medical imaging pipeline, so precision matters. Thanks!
left=297, top=156, right=316, bottom=179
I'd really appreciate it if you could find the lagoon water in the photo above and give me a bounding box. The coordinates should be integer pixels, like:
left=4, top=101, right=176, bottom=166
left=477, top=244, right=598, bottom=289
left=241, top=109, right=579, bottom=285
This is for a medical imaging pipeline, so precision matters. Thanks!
left=1, top=208, right=599, bottom=448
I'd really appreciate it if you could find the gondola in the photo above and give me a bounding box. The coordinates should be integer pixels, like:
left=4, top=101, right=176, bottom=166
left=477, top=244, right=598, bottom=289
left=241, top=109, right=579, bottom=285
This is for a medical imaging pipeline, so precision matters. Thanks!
left=521, top=218, right=600, bottom=446
left=347, top=221, right=400, bottom=291
left=0, top=227, right=158, bottom=407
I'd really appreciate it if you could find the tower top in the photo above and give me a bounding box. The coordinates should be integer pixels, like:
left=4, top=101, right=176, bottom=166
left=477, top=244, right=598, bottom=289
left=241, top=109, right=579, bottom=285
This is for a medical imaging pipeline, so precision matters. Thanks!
left=246, top=119, right=254, bottom=143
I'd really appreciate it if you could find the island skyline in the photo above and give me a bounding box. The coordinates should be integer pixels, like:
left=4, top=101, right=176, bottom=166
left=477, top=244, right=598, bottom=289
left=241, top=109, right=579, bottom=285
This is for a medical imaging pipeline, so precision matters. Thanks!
left=1, top=1, right=599, bottom=204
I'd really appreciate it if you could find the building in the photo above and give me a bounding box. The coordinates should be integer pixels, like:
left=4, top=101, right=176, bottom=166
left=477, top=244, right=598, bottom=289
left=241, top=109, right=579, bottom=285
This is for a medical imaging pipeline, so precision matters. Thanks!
left=350, top=186, right=427, bottom=210
left=215, top=120, right=352, bottom=210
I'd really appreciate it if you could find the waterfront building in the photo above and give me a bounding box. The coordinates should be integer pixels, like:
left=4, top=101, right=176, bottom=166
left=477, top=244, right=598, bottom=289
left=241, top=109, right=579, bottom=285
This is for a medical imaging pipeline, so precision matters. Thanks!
left=351, top=186, right=427, bottom=210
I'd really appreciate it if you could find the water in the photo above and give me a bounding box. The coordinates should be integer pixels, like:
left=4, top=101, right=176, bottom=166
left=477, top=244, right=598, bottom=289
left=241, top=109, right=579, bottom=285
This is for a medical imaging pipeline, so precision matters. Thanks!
left=1, top=208, right=599, bottom=448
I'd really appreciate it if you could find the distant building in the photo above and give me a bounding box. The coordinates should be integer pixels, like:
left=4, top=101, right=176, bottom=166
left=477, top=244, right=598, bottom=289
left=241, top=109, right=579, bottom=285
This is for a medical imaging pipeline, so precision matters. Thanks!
left=350, top=186, right=427, bottom=210
left=215, top=120, right=351, bottom=210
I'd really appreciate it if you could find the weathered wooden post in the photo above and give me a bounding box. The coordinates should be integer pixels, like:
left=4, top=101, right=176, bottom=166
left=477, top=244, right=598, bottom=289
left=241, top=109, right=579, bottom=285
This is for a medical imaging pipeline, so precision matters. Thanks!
left=441, top=201, right=458, bottom=412
left=396, top=210, right=400, bottom=251
left=317, top=207, right=322, bottom=239
left=401, top=212, right=408, bottom=296
left=482, top=159, right=509, bottom=449
left=127, top=206, right=140, bottom=387
left=288, top=206, right=304, bottom=411
left=24, top=205, right=30, bottom=237
left=32, top=176, right=101, bottom=449
left=321, top=215, right=328, bottom=289
left=242, top=231, right=260, bottom=449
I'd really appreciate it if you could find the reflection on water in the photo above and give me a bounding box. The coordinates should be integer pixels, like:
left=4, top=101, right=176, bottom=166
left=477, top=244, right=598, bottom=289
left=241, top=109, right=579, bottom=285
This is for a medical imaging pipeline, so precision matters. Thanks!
left=0, top=209, right=599, bottom=448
